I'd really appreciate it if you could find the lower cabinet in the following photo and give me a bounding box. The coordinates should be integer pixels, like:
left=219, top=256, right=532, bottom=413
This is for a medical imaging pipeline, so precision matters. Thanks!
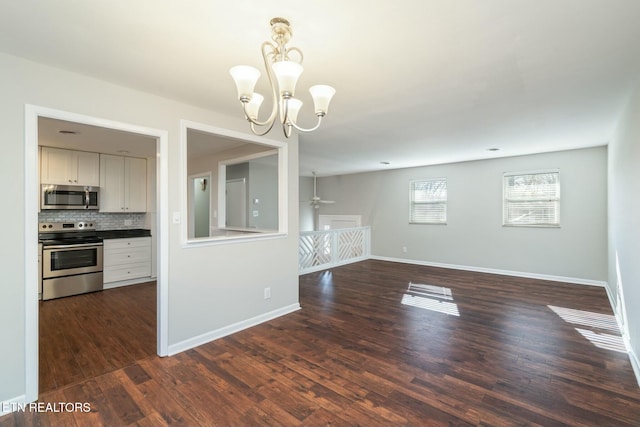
left=103, top=237, right=151, bottom=288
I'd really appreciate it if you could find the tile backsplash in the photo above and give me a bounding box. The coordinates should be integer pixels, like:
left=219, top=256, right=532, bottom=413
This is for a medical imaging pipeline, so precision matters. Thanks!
left=38, top=211, right=147, bottom=230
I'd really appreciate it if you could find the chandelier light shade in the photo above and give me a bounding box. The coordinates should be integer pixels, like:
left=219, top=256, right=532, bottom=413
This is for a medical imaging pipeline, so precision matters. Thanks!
left=286, top=98, right=303, bottom=124
left=229, top=17, right=336, bottom=138
left=309, top=85, right=337, bottom=115
left=272, top=61, right=304, bottom=97
left=245, top=93, right=264, bottom=120
left=229, top=66, right=261, bottom=101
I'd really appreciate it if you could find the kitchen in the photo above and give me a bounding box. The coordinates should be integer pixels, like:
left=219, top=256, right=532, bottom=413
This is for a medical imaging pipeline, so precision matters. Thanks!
left=36, top=116, right=158, bottom=392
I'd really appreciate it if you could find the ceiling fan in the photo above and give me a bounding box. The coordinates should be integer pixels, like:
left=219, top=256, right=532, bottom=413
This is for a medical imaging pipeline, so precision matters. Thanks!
left=309, top=172, right=336, bottom=209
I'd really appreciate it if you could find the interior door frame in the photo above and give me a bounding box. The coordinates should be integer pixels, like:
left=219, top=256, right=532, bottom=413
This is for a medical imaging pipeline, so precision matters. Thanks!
left=224, top=178, right=247, bottom=228
left=24, top=105, right=170, bottom=403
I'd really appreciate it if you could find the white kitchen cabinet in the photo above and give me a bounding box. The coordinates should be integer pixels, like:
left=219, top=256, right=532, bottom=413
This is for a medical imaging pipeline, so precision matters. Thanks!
left=103, top=237, right=151, bottom=287
left=40, top=146, right=100, bottom=186
left=99, top=154, right=147, bottom=212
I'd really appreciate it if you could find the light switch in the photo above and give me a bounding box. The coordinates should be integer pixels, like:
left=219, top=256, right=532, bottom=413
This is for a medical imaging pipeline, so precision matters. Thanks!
left=172, top=212, right=181, bottom=224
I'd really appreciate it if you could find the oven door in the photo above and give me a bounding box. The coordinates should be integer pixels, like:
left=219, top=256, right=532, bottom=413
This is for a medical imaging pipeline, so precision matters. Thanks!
left=42, top=244, right=103, bottom=278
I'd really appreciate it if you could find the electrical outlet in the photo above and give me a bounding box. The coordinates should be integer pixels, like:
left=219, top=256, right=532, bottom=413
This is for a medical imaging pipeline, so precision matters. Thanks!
left=402, top=246, right=408, bottom=253
left=124, top=219, right=133, bottom=226
left=264, top=287, right=271, bottom=300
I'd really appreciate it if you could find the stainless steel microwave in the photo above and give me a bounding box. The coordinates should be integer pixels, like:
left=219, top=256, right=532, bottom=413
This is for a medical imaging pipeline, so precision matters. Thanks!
left=41, top=184, right=99, bottom=210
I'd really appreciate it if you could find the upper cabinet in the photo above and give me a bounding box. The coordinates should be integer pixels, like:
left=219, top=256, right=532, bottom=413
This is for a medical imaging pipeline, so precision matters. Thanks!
left=40, top=147, right=100, bottom=186
left=100, top=154, right=147, bottom=213
left=39, top=147, right=147, bottom=212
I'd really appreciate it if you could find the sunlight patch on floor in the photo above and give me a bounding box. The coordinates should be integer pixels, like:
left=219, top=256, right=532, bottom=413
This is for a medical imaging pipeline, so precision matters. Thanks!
left=402, top=282, right=459, bottom=316
left=548, top=305, right=618, bottom=333
left=407, top=282, right=454, bottom=300
left=548, top=305, right=626, bottom=353
left=575, top=328, right=627, bottom=353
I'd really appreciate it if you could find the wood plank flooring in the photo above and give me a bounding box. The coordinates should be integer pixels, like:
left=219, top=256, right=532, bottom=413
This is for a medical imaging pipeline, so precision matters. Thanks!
left=39, top=281, right=157, bottom=393
left=4, top=260, right=640, bottom=426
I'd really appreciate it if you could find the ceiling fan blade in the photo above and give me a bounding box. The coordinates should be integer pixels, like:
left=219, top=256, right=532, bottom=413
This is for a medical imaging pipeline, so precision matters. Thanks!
left=308, top=172, right=336, bottom=208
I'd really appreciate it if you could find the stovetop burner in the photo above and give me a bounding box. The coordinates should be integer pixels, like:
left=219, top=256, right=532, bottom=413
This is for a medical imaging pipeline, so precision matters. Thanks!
left=38, top=222, right=102, bottom=246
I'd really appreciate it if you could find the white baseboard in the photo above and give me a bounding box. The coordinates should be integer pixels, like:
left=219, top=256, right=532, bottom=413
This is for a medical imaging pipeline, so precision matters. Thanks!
left=167, top=303, right=301, bottom=356
left=103, top=277, right=153, bottom=290
left=1, top=394, right=27, bottom=416
left=603, top=280, right=640, bottom=388
left=369, top=255, right=608, bottom=287
left=623, top=340, right=640, bottom=388
left=602, top=283, right=627, bottom=337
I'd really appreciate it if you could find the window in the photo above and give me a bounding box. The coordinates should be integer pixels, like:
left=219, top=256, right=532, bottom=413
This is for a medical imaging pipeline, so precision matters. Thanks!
left=182, top=121, right=288, bottom=245
left=503, top=170, right=560, bottom=227
left=410, top=178, right=447, bottom=224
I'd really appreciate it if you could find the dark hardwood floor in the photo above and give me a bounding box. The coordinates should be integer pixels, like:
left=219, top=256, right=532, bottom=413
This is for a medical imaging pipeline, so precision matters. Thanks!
left=39, top=281, right=157, bottom=394
left=4, top=260, right=640, bottom=426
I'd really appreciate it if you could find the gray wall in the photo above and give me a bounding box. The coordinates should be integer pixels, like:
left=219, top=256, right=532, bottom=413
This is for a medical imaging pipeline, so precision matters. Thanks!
left=226, top=158, right=279, bottom=230
left=0, top=52, right=299, bottom=404
left=608, top=83, right=640, bottom=373
left=188, top=143, right=276, bottom=234
left=299, top=176, right=315, bottom=231
left=317, top=147, right=608, bottom=282
left=249, top=158, right=278, bottom=230
left=193, top=177, right=210, bottom=238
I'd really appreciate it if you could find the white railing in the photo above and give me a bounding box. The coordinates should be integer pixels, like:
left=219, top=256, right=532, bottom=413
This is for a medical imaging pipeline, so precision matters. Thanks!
left=299, top=226, right=371, bottom=274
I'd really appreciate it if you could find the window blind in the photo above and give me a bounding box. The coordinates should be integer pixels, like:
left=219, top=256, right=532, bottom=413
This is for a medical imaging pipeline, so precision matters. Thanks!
left=503, top=171, right=560, bottom=226
left=410, top=178, right=447, bottom=224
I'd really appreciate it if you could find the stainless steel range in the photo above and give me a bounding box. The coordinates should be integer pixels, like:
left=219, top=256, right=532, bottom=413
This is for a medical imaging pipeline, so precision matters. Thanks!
left=39, top=222, right=103, bottom=300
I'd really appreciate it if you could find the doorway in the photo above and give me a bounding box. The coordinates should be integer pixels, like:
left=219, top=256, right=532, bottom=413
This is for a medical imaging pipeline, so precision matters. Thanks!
left=189, top=173, right=212, bottom=238
left=225, top=178, right=247, bottom=228
left=24, top=105, right=169, bottom=402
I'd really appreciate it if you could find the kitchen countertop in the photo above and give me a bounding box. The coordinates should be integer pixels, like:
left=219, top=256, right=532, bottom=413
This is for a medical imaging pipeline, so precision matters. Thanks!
left=96, top=229, right=151, bottom=239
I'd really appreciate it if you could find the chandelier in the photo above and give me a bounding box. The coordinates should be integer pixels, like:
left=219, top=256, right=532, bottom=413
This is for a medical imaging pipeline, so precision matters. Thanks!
left=229, top=18, right=336, bottom=138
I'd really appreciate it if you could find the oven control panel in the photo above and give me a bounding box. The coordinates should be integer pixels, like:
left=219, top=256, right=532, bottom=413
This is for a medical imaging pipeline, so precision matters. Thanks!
left=39, top=222, right=96, bottom=232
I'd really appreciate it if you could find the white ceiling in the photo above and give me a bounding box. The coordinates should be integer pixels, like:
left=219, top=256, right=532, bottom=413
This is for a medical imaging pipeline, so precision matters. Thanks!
left=38, top=117, right=157, bottom=158
left=2, top=0, right=640, bottom=177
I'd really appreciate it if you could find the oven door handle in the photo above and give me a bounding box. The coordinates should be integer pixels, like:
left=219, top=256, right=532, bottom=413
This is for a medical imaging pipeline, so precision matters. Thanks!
left=44, top=243, right=103, bottom=250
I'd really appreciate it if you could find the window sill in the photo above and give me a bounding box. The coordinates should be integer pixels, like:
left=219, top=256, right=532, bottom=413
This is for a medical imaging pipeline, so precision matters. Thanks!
left=184, top=231, right=288, bottom=247
left=502, top=224, right=561, bottom=228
